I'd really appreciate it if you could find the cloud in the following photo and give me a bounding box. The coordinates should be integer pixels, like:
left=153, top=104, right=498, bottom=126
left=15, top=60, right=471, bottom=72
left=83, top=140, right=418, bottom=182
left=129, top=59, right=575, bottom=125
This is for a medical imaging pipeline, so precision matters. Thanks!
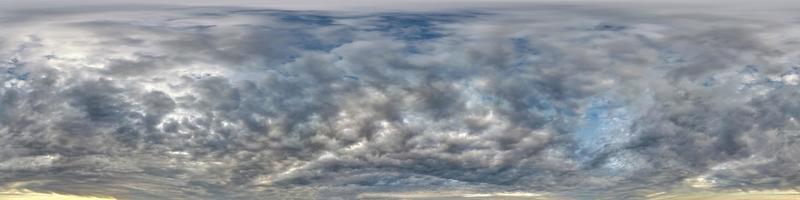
left=1, top=3, right=800, bottom=199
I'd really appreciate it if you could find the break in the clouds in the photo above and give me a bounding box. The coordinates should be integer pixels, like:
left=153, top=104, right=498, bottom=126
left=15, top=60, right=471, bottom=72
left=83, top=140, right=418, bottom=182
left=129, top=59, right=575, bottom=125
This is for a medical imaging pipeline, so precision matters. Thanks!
left=1, top=1, right=800, bottom=199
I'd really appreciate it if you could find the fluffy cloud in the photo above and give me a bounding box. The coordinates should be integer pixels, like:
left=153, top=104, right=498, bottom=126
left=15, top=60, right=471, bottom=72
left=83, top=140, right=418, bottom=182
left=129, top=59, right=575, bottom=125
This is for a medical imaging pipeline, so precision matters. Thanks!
left=1, top=3, right=800, bottom=199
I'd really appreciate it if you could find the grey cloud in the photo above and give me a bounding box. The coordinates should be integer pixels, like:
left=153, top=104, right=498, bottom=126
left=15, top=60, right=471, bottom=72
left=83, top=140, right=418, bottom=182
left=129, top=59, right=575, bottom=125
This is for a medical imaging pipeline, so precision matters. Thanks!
left=1, top=3, right=800, bottom=200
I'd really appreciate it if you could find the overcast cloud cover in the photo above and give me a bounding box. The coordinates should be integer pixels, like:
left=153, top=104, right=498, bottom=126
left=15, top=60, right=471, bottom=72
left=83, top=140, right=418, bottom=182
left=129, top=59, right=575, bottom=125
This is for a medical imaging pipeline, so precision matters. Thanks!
left=1, top=0, right=800, bottom=199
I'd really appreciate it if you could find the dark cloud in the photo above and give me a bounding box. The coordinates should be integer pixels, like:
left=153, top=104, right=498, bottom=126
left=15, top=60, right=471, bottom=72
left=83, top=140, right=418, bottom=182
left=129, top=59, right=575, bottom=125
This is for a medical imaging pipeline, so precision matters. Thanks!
left=1, top=3, right=799, bottom=200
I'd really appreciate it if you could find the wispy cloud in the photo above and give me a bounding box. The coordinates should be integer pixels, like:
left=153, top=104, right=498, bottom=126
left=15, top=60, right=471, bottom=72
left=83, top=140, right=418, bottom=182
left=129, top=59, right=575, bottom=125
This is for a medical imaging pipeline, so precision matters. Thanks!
left=1, top=2, right=800, bottom=199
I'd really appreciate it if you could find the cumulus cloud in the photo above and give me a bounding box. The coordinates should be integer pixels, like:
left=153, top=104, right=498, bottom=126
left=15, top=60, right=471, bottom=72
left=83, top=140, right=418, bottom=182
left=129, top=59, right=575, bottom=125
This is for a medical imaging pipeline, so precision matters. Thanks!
left=1, top=2, right=800, bottom=199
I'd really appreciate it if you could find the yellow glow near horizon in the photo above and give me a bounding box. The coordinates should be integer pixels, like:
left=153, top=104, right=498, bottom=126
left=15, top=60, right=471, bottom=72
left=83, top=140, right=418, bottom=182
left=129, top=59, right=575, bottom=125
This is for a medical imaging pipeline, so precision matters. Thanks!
left=0, top=189, right=116, bottom=200
left=648, top=189, right=800, bottom=200
left=357, top=189, right=800, bottom=200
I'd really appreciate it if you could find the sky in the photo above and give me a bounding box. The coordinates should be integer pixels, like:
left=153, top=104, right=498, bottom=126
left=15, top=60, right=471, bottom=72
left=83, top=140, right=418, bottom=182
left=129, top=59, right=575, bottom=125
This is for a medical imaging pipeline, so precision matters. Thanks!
left=1, top=0, right=800, bottom=199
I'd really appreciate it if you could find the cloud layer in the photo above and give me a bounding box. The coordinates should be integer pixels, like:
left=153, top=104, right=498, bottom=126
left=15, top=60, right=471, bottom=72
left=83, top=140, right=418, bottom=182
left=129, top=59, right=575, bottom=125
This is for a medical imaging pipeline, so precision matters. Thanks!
left=1, top=3, right=800, bottom=199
